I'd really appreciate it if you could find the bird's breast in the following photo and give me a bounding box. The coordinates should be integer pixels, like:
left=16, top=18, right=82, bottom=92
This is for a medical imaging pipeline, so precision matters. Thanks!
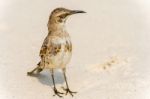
left=46, top=36, right=72, bottom=69
left=53, top=36, right=72, bottom=52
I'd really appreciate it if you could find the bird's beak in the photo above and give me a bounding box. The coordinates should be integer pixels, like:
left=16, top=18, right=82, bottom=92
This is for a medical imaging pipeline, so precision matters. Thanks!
left=70, top=10, right=86, bottom=14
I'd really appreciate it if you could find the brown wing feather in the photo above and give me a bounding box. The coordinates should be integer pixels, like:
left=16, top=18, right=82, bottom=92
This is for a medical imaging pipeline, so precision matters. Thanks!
left=39, top=36, right=47, bottom=57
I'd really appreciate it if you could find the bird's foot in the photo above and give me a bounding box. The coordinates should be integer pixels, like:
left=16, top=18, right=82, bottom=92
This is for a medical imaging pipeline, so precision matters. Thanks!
left=62, top=87, right=77, bottom=97
left=53, top=88, right=64, bottom=98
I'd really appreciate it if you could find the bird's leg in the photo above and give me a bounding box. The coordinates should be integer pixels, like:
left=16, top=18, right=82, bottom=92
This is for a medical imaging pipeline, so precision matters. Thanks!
left=62, top=69, right=77, bottom=97
left=27, top=62, right=43, bottom=75
left=50, top=69, right=64, bottom=97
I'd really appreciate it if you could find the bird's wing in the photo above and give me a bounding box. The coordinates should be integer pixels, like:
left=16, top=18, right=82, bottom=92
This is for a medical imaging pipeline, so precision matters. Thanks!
left=39, top=36, right=61, bottom=57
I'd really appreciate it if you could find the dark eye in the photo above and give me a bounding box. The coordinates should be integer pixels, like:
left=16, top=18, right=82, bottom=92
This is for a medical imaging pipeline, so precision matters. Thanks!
left=59, top=14, right=68, bottom=19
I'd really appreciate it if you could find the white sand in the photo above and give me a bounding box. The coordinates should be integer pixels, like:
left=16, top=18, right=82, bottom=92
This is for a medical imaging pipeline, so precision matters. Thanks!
left=0, top=0, right=150, bottom=99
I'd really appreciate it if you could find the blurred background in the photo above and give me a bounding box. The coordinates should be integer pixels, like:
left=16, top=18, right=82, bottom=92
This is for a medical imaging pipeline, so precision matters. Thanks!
left=0, top=0, right=150, bottom=99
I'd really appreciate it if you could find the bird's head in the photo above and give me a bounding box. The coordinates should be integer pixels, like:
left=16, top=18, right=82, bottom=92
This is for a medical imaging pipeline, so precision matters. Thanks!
left=49, top=7, right=86, bottom=24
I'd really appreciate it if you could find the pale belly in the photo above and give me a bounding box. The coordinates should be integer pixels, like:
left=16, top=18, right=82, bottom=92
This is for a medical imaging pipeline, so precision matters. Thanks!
left=46, top=49, right=72, bottom=69
left=44, top=37, right=72, bottom=69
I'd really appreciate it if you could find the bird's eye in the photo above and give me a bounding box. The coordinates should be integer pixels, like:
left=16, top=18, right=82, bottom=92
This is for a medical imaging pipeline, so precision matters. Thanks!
left=57, top=13, right=69, bottom=23
left=59, top=14, right=68, bottom=19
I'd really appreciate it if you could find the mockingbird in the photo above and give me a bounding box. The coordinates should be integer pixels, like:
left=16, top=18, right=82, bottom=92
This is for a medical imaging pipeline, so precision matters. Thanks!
left=27, top=7, right=86, bottom=97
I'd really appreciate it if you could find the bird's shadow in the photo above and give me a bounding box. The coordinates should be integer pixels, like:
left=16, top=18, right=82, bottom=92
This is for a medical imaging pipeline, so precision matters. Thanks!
left=28, top=70, right=64, bottom=87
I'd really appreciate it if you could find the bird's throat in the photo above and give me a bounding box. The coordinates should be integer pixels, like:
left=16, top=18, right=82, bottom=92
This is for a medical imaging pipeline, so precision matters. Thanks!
left=48, top=22, right=67, bottom=35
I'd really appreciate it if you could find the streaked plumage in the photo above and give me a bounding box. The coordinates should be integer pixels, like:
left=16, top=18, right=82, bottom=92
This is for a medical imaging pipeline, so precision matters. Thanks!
left=27, top=7, right=86, bottom=97
left=40, top=34, right=72, bottom=69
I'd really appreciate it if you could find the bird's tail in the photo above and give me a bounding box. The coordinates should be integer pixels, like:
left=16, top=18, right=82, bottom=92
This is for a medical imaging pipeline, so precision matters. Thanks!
left=36, top=61, right=43, bottom=73
left=37, top=61, right=41, bottom=66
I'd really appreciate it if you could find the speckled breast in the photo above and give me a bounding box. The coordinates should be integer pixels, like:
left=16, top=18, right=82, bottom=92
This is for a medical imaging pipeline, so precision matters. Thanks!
left=46, top=37, right=72, bottom=69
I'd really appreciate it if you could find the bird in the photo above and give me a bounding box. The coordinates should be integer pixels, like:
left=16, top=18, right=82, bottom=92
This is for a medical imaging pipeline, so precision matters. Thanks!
left=27, top=7, right=86, bottom=97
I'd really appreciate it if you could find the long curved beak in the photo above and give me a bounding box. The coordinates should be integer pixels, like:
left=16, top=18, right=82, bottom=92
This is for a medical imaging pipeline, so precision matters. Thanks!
left=70, top=10, right=86, bottom=14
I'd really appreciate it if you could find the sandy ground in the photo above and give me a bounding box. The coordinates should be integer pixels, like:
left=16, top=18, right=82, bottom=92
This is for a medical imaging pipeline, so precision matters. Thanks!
left=0, top=0, right=150, bottom=99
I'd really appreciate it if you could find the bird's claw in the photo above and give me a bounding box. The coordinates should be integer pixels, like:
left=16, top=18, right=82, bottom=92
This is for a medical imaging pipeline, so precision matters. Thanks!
left=53, top=88, right=64, bottom=98
left=62, top=87, right=77, bottom=97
